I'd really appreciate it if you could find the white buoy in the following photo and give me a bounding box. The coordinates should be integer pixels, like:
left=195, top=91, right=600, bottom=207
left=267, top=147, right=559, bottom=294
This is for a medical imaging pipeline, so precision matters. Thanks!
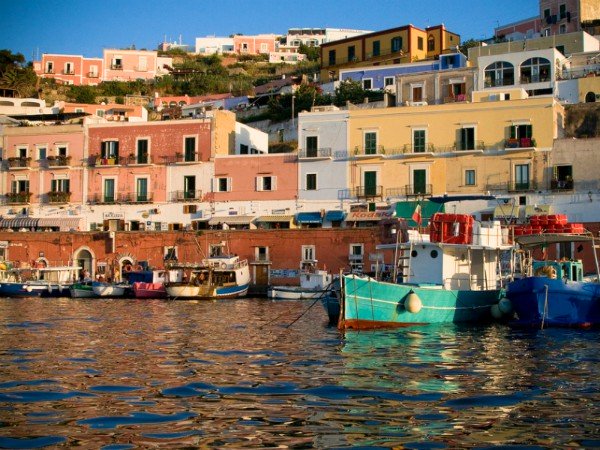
left=405, top=292, right=422, bottom=314
left=491, top=304, right=503, bottom=319
left=25, top=285, right=33, bottom=293
left=498, top=298, right=513, bottom=315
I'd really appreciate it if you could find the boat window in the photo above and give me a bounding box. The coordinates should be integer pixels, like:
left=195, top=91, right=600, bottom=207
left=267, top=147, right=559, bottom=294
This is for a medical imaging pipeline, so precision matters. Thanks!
left=430, top=250, right=438, bottom=258
left=411, top=250, right=418, bottom=257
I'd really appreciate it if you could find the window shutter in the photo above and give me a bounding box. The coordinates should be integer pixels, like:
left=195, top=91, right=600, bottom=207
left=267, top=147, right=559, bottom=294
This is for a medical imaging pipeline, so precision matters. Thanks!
left=510, top=126, right=516, bottom=139
left=227, top=177, right=232, bottom=192
left=272, top=176, right=277, bottom=191
left=256, top=176, right=262, bottom=192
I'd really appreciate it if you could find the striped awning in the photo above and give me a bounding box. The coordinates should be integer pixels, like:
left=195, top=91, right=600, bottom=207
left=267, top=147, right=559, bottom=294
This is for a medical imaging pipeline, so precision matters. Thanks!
left=296, top=212, right=323, bottom=224
left=325, top=210, right=346, bottom=221
left=256, top=215, right=294, bottom=223
left=37, top=217, right=82, bottom=231
left=0, top=217, right=40, bottom=228
left=208, top=215, right=254, bottom=225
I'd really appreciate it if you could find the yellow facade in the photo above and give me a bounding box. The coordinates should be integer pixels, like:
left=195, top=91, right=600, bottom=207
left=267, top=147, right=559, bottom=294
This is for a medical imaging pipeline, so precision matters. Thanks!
left=346, top=97, right=564, bottom=199
left=320, top=24, right=459, bottom=81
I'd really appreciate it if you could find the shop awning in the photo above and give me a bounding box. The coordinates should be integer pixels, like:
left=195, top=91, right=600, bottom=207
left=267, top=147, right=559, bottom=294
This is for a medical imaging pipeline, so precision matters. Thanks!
left=0, top=217, right=39, bottom=228
left=296, top=212, right=323, bottom=224
left=324, top=210, right=346, bottom=221
left=256, top=215, right=294, bottom=223
left=493, top=205, right=520, bottom=219
left=208, top=215, right=254, bottom=225
left=346, top=211, right=384, bottom=222
left=37, top=217, right=81, bottom=231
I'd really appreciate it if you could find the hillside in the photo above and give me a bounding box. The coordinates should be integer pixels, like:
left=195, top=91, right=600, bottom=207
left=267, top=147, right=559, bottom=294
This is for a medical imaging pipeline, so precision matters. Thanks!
left=565, top=103, right=600, bottom=138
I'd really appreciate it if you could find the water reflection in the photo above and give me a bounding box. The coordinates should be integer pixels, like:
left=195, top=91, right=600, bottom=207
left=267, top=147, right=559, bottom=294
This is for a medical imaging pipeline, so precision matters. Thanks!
left=0, top=298, right=598, bottom=448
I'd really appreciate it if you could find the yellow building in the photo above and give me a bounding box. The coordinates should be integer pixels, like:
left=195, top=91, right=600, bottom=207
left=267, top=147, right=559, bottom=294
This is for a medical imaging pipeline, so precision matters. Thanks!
left=345, top=93, right=564, bottom=203
left=320, top=24, right=460, bottom=82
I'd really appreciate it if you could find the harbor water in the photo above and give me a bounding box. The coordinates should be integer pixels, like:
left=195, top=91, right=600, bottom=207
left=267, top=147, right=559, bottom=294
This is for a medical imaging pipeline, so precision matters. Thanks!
left=0, top=297, right=599, bottom=449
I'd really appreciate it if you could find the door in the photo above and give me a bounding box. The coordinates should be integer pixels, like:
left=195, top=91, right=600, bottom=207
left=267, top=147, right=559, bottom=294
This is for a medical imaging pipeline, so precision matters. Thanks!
left=103, top=179, right=115, bottom=203
left=136, top=178, right=148, bottom=202
left=254, top=265, right=269, bottom=286
left=364, top=171, right=377, bottom=197
left=413, top=169, right=426, bottom=195
left=184, top=176, right=196, bottom=200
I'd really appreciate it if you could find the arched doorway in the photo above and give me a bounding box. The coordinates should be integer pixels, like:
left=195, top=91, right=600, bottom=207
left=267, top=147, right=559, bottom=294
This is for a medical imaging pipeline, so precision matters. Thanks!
left=585, top=91, right=596, bottom=103
left=74, top=248, right=94, bottom=279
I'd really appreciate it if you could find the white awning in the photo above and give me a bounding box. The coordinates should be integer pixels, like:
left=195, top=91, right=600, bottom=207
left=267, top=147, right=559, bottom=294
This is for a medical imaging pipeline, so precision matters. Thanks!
left=37, top=217, right=82, bottom=231
left=208, top=215, right=254, bottom=225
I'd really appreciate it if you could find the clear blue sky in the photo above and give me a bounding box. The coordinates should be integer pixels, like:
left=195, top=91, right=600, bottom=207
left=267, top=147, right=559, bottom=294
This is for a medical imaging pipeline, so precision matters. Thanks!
left=1, top=0, right=539, bottom=61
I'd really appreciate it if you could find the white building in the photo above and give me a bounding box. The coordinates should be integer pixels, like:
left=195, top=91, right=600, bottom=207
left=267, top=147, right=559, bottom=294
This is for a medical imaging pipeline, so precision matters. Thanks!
left=195, top=36, right=234, bottom=55
left=286, top=28, right=372, bottom=47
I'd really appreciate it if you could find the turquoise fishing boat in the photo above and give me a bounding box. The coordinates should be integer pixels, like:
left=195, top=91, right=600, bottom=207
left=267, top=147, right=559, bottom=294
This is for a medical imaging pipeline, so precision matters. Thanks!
left=340, top=198, right=515, bottom=329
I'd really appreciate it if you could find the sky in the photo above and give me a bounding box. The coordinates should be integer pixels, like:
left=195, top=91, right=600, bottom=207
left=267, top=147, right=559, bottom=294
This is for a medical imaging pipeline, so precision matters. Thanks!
left=1, top=0, right=539, bottom=61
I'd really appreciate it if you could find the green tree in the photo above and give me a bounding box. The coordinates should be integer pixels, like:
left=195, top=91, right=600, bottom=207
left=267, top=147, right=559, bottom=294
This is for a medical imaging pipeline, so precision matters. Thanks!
left=0, top=49, right=26, bottom=75
left=459, top=39, right=482, bottom=56
left=0, top=66, right=37, bottom=97
left=333, top=79, right=370, bottom=106
left=68, top=85, right=98, bottom=103
left=298, top=44, right=320, bottom=62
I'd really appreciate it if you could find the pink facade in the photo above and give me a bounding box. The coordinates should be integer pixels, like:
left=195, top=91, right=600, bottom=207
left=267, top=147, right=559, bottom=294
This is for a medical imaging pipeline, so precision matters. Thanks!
left=33, top=54, right=103, bottom=86
left=212, top=154, right=298, bottom=202
left=86, top=121, right=212, bottom=203
left=233, top=35, right=278, bottom=55
left=103, top=49, right=159, bottom=81
left=153, top=93, right=233, bottom=109
left=539, top=0, right=581, bottom=35
left=62, top=102, right=146, bottom=121
left=495, top=18, right=541, bottom=39
left=2, top=125, right=85, bottom=206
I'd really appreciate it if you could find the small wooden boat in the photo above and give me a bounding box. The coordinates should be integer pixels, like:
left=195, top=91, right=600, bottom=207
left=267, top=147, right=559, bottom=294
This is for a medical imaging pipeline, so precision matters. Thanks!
left=70, top=280, right=96, bottom=298
left=92, top=281, right=129, bottom=297
left=269, top=265, right=333, bottom=300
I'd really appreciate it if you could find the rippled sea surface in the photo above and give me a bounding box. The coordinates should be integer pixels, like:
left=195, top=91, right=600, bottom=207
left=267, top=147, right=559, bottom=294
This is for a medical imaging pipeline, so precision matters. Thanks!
left=0, top=297, right=599, bottom=449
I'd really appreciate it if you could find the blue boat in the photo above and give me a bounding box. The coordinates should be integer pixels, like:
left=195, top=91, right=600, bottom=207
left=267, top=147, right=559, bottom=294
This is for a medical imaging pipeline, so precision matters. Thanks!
left=0, top=264, right=79, bottom=298
left=340, top=216, right=515, bottom=330
left=506, top=233, right=600, bottom=328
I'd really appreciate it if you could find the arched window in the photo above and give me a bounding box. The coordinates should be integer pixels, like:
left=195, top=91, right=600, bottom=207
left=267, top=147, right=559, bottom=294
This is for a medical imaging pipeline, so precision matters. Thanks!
left=521, top=57, right=551, bottom=83
left=427, top=35, right=435, bottom=52
left=585, top=91, right=596, bottom=103
left=484, top=61, right=514, bottom=87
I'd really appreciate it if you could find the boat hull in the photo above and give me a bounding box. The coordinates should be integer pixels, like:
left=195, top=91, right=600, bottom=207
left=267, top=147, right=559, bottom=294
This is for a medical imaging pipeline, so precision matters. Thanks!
left=506, top=276, right=600, bottom=328
left=268, top=286, right=330, bottom=300
left=0, top=282, right=71, bottom=298
left=92, top=282, right=127, bottom=297
left=342, top=275, right=504, bottom=330
left=133, top=282, right=167, bottom=299
left=70, top=282, right=96, bottom=298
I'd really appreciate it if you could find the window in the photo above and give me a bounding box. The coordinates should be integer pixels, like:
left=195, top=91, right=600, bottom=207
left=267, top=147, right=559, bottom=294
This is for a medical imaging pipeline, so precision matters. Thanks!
left=103, top=179, right=115, bottom=203
left=37, top=146, right=47, bottom=160
left=57, top=146, right=67, bottom=157
left=559, top=3, right=566, bottom=19
left=256, top=246, right=269, bottom=262
left=559, top=24, right=567, bottom=34
left=364, top=131, right=377, bottom=154
left=306, top=173, right=317, bottom=191
left=412, top=85, right=423, bottom=102
left=364, top=171, right=377, bottom=197
left=96, top=109, right=105, bottom=117
left=418, top=37, right=424, bottom=50
left=510, top=124, right=533, bottom=147
left=350, top=244, right=364, bottom=258
left=384, top=76, right=394, bottom=87
left=306, top=136, right=318, bottom=157
left=136, top=178, right=148, bottom=202
left=413, top=129, right=426, bottom=152
left=51, top=179, right=70, bottom=193
left=240, top=144, right=249, bottom=154
left=328, top=49, right=336, bottom=66
left=552, top=165, right=573, bottom=190
left=184, top=176, right=196, bottom=199
left=465, top=170, right=476, bottom=186
left=46, top=61, right=53, bottom=73
left=391, top=36, right=403, bottom=53
left=101, top=140, right=119, bottom=159
left=12, top=179, right=29, bottom=194
left=544, top=8, right=550, bottom=18
left=484, top=61, right=515, bottom=87
left=64, top=62, right=73, bottom=75
left=459, top=127, right=475, bottom=150
left=520, top=57, right=551, bottom=83
left=260, top=43, right=268, bottom=53
left=348, top=45, right=356, bottom=62
left=184, top=136, right=196, bottom=162
left=17, top=146, right=28, bottom=158
left=412, top=169, right=427, bottom=194
left=183, top=204, right=197, bottom=213
left=372, top=40, right=380, bottom=57
left=514, top=164, right=530, bottom=190
left=362, top=78, right=373, bottom=90
left=427, top=36, right=435, bottom=52
left=164, top=246, right=178, bottom=261
left=137, top=139, right=149, bottom=163
left=256, top=176, right=276, bottom=191
left=302, top=245, right=315, bottom=262
left=215, top=177, right=231, bottom=192
left=111, top=58, right=122, bottom=69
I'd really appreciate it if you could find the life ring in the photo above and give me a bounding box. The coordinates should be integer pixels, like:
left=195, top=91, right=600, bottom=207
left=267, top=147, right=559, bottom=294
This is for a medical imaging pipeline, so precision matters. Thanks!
left=535, top=266, right=557, bottom=279
left=220, top=262, right=227, bottom=269
left=124, top=264, right=133, bottom=273
left=0, top=262, right=6, bottom=270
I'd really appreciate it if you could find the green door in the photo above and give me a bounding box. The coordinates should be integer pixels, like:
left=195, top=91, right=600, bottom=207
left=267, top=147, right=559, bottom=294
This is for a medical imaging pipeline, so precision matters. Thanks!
left=364, top=171, right=377, bottom=197
left=413, top=170, right=426, bottom=194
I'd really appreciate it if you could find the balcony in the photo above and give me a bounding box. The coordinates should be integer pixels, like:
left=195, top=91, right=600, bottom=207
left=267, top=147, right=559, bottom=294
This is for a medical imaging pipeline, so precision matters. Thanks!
left=46, top=191, right=71, bottom=204
left=90, top=155, right=119, bottom=166
left=352, top=145, right=386, bottom=157
left=88, top=194, right=116, bottom=205
left=110, top=64, right=123, bottom=70
left=61, top=70, right=75, bottom=75
left=505, top=138, right=537, bottom=149
left=170, top=190, right=202, bottom=202
left=87, top=72, right=99, bottom=78
left=6, top=157, right=31, bottom=169
left=6, top=192, right=31, bottom=204
left=486, top=181, right=538, bottom=193
left=117, top=192, right=153, bottom=204
left=338, top=185, right=383, bottom=200
left=167, top=152, right=200, bottom=164
left=298, top=148, right=332, bottom=159
left=454, top=140, right=486, bottom=151
left=550, top=179, right=573, bottom=191
left=44, top=70, right=54, bottom=74
left=46, top=155, right=72, bottom=167
left=403, top=184, right=433, bottom=197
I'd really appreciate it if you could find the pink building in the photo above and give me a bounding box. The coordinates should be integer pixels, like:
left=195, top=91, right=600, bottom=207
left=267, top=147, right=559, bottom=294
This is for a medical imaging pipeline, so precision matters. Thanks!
left=86, top=121, right=212, bottom=205
left=2, top=125, right=85, bottom=208
left=212, top=154, right=298, bottom=202
left=33, top=54, right=103, bottom=86
left=61, top=102, right=147, bottom=122
left=103, top=49, right=160, bottom=82
left=233, top=34, right=279, bottom=55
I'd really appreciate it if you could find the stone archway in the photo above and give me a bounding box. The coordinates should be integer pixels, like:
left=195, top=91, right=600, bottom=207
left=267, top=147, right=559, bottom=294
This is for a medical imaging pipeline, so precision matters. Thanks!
left=73, top=247, right=94, bottom=279
left=585, top=91, right=596, bottom=103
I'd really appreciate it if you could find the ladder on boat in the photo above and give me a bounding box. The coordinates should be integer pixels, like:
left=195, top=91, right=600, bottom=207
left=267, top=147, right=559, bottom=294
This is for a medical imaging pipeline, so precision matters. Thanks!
left=395, top=242, right=413, bottom=283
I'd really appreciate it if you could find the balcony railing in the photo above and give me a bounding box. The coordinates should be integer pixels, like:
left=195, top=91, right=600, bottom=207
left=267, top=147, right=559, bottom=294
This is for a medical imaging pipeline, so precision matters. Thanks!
left=520, top=74, right=551, bottom=84
left=297, top=148, right=332, bottom=158
left=46, top=156, right=72, bottom=167
left=117, top=192, right=154, bottom=204
left=338, top=185, right=383, bottom=200
left=6, top=192, right=31, bottom=204
left=167, top=152, right=200, bottom=164
left=455, top=140, right=486, bottom=151
left=61, top=70, right=75, bottom=75
left=403, top=184, right=433, bottom=196
left=110, top=64, right=123, bottom=70
left=505, top=138, right=537, bottom=149
left=46, top=191, right=71, bottom=204
left=90, top=155, right=119, bottom=166
left=170, top=190, right=202, bottom=202
left=88, top=194, right=115, bottom=205
left=6, top=157, right=31, bottom=169
left=486, top=181, right=538, bottom=192
left=550, top=179, right=573, bottom=191
left=87, top=72, right=99, bottom=78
